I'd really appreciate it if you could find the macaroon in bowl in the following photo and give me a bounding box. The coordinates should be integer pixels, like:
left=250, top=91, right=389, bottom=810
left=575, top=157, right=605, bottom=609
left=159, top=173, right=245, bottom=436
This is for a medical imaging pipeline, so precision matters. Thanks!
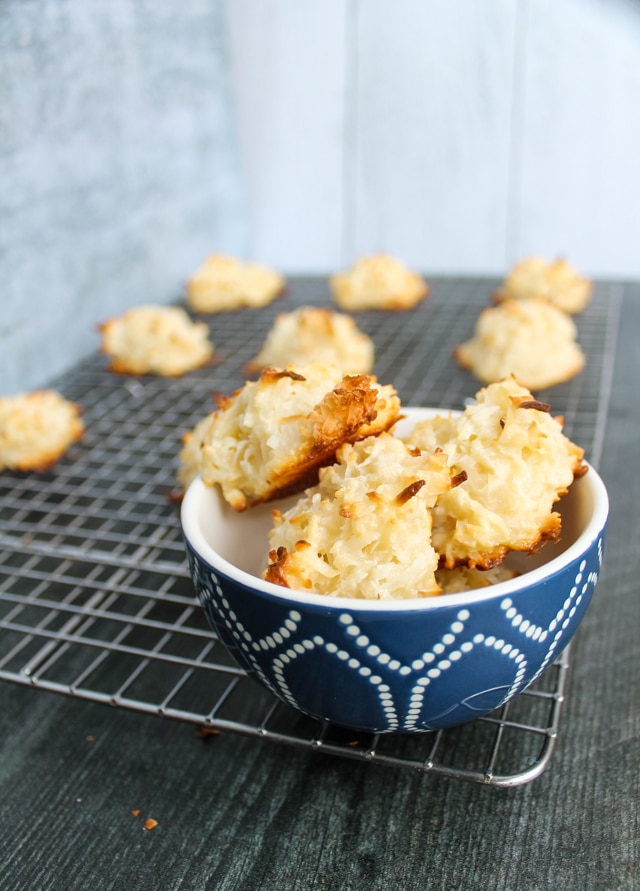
left=180, top=408, right=609, bottom=734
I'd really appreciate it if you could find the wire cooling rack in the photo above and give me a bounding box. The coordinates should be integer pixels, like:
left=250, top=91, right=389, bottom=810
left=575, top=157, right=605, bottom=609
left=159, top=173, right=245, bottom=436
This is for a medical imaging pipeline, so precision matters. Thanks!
left=0, top=277, right=621, bottom=787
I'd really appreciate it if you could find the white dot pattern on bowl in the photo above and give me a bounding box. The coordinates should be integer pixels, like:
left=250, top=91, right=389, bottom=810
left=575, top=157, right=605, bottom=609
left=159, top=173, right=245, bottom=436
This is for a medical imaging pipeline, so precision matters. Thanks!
left=190, top=539, right=604, bottom=733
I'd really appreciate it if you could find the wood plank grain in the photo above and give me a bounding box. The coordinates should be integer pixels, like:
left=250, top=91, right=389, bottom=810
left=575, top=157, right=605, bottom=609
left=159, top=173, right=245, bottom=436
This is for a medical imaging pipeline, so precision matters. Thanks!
left=227, top=1, right=640, bottom=279
left=511, top=0, right=640, bottom=277
left=349, top=0, right=518, bottom=275
left=225, top=0, right=347, bottom=272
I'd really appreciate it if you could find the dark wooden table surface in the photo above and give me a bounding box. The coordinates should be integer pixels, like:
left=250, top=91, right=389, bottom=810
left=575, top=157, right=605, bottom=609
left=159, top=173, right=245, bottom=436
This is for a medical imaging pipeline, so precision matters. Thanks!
left=0, top=280, right=638, bottom=891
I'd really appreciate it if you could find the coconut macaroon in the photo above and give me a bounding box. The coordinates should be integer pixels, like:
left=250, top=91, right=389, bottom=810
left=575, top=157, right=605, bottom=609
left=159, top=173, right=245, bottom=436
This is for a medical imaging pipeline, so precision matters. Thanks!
left=200, top=362, right=401, bottom=511
left=186, top=254, right=285, bottom=313
left=403, top=377, right=587, bottom=571
left=0, top=390, right=84, bottom=473
left=330, top=254, right=429, bottom=312
left=264, top=433, right=456, bottom=600
left=177, top=411, right=216, bottom=493
left=100, top=305, right=214, bottom=377
left=246, top=306, right=374, bottom=375
left=454, top=297, right=585, bottom=390
left=494, top=256, right=592, bottom=315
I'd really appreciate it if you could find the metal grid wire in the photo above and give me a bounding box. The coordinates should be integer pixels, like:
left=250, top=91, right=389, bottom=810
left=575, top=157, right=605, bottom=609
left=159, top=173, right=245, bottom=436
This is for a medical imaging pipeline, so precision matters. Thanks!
left=0, top=277, right=621, bottom=786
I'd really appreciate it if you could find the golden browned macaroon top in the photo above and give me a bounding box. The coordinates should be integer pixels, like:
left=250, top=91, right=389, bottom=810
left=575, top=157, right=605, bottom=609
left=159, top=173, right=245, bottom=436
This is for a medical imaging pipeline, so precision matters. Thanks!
left=494, top=256, right=592, bottom=314
left=330, top=254, right=429, bottom=311
left=454, top=297, right=585, bottom=390
left=264, top=433, right=456, bottom=600
left=0, top=390, right=84, bottom=472
left=186, top=254, right=285, bottom=313
left=200, top=361, right=401, bottom=511
left=403, top=376, right=587, bottom=571
left=246, top=306, right=375, bottom=375
left=100, top=305, right=214, bottom=377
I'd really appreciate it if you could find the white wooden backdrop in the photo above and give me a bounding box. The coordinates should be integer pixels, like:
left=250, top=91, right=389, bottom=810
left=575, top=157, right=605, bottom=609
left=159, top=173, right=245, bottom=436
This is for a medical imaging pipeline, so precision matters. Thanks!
left=226, top=0, right=640, bottom=277
left=2, top=0, right=639, bottom=394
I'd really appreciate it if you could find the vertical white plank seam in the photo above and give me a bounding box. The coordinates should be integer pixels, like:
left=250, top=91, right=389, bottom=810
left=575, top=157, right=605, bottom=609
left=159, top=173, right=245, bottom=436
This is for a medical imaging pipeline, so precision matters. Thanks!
left=341, top=0, right=359, bottom=267
left=505, top=0, right=529, bottom=265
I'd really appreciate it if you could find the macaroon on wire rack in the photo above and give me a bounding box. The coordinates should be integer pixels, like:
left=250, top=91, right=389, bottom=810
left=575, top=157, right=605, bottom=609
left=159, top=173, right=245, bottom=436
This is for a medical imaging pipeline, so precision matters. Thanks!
left=0, top=277, right=621, bottom=787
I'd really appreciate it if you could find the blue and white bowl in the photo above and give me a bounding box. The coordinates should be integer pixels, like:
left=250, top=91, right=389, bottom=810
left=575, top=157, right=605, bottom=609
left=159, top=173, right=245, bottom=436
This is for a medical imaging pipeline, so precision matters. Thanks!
left=181, top=408, right=609, bottom=734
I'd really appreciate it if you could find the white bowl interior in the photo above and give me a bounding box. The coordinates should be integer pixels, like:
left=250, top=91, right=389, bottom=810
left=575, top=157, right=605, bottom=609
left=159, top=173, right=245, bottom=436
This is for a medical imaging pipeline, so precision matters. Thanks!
left=181, top=407, right=609, bottom=608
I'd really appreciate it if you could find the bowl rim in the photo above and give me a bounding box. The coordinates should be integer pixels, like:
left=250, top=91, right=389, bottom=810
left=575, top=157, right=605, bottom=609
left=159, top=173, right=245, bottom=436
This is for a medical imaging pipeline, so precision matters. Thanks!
left=181, top=406, right=609, bottom=612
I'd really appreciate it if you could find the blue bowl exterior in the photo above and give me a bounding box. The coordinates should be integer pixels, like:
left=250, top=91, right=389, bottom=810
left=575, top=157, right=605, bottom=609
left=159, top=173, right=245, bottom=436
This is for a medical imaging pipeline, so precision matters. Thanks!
left=184, top=528, right=606, bottom=734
